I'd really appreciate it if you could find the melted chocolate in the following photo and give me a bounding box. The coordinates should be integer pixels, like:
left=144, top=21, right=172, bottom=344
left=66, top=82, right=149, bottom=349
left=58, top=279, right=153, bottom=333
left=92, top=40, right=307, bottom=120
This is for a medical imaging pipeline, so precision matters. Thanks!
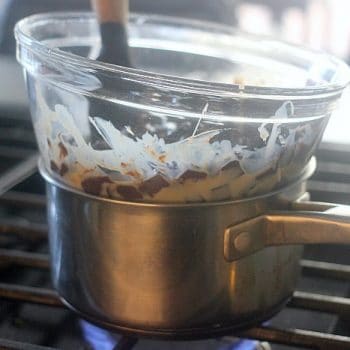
left=178, top=170, right=207, bottom=183
left=50, top=160, right=59, bottom=174
left=60, top=163, right=68, bottom=176
left=117, top=185, right=143, bottom=200
left=139, top=174, right=169, bottom=196
left=58, top=142, right=68, bottom=159
left=81, top=176, right=112, bottom=196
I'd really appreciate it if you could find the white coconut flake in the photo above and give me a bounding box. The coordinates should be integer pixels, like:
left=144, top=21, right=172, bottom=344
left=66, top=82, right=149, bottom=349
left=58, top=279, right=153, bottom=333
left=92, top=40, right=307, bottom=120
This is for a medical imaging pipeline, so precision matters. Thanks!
left=258, top=124, right=269, bottom=143
left=34, top=87, right=319, bottom=202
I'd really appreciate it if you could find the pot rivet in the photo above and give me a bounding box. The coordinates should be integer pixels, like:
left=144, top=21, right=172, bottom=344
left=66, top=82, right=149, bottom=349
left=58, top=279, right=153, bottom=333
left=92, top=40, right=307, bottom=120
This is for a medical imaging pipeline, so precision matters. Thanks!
left=234, top=232, right=252, bottom=252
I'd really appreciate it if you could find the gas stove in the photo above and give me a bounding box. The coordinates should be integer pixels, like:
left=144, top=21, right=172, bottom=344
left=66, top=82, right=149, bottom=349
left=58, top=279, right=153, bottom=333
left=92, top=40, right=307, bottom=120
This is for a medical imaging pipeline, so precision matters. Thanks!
left=0, top=114, right=349, bottom=350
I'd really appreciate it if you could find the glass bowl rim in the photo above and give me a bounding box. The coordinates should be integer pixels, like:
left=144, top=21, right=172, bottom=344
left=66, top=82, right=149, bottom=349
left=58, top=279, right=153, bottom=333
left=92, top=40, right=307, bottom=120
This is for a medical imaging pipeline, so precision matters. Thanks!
left=14, top=11, right=350, bottom=101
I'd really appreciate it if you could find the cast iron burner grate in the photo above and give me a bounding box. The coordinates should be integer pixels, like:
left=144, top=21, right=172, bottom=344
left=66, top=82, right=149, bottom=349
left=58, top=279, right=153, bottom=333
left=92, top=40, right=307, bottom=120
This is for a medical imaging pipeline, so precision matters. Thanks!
left=0, top=115, right=349, bottom=350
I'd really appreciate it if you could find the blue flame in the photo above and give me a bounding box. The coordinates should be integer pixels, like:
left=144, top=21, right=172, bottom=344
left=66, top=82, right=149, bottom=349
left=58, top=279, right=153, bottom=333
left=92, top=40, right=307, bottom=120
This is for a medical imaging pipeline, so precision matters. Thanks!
left=80, top=320, right=259, bottom=350
left=80, top=320, right=120, bottom=350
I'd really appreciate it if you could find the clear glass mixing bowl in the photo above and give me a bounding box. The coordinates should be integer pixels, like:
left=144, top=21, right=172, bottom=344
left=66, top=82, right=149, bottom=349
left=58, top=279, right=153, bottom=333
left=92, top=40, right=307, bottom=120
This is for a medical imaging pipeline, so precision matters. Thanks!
left=15, top=12, right=350, bottom=203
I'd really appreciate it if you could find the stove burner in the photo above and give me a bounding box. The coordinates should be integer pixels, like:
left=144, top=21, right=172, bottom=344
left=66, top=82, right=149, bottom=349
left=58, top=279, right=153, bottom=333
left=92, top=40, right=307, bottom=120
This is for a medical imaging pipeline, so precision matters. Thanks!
left=80, top=320, right=120, bottom=349
left=80, top=320, right=262, bottom=350
left=225, top=339, right=260, bottom=350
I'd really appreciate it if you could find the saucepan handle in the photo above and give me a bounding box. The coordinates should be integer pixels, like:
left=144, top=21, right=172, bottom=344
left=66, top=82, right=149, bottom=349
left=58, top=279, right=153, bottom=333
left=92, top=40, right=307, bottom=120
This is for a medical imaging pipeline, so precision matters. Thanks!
left=224, top=199, right=350, bottom=262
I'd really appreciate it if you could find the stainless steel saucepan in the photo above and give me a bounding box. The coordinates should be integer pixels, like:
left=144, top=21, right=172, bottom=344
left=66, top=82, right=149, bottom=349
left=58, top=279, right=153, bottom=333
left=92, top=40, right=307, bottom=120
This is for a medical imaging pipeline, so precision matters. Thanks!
left=40, top=159, right=350, bottom=339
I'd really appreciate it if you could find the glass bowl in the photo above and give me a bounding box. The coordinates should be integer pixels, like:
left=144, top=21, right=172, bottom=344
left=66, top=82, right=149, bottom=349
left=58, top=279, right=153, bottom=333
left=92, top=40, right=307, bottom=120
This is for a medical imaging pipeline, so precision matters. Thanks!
left=15, top=12, right=350, bottom=203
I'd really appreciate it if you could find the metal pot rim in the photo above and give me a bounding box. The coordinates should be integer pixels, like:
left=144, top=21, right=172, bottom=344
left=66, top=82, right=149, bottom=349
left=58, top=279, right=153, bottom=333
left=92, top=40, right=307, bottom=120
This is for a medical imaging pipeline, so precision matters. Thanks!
left=38, top=157, right=316, bottom=208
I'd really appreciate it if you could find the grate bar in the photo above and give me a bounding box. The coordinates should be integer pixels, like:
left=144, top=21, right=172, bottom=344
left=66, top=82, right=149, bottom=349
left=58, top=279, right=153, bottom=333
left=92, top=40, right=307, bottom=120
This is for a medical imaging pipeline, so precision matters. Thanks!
left=0, top=146, right=35, bottom=160
left=0, top=218, right=47, bottom=240
left=0, top=338, right=57, bottom=350
left=0, top=283, right=62, bottom=307
left=308, top=180, right=350, bottom=195
left=290, top=291, right=350, bottom=319
left=113, top=337, right=138, bottom=350
left=0, top=127, right=36, bottom=144
left=316, top=160, right=350, bottom=176
left=0, top=249, right=49, bottom=269
left=0, top=191, right=46, bottom=209
left=235, top=326, right=350, bottom=350
left=0, top=154, right=38, bottom=196
left=301, top=259, right=350, bottom=281
left=0, top=283, right=349, bottom=348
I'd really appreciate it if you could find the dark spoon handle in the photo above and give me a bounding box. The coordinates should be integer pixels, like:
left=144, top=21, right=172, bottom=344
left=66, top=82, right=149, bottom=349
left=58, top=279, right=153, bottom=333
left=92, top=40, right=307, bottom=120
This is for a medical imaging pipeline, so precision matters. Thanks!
left=91, top=0, right=132, bottom=67
left=98, top=22, right=132, bottom=66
